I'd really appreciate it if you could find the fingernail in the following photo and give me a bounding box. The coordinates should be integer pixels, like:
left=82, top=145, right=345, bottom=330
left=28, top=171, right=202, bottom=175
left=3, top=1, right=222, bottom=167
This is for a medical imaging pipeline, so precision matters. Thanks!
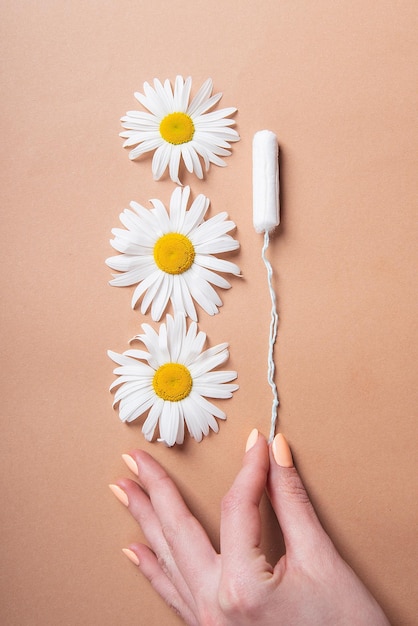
left=122, top=453, right=139, bottom=476
left=122, top=548, right=140, bottom=566
left=245, top=428, right=259, bottom=452
left=272, top=434, right=294, bottom=467
left=109, top=484, right=129, bottom=507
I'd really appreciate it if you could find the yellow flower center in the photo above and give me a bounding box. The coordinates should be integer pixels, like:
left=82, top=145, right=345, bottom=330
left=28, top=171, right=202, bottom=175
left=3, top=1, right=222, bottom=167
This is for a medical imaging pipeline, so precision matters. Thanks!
left=153, top=233, right=195, bottom=274
left=152, top=363, right=193, bottom=402
left=159, top=112, right=195, bottom=145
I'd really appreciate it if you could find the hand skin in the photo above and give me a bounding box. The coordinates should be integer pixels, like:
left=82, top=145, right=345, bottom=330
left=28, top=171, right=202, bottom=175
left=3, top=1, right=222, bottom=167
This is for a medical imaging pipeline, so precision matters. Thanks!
left=111, top=432, right=390, bottom=626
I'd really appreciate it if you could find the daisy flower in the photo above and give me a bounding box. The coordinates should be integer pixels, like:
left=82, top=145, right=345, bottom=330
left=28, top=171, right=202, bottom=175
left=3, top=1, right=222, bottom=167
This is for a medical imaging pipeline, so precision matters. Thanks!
left=120, top=75, right=240, bottom=184
left=108, top=313, right=238, bottom=446
left=106, top=185, right=240, bottom=322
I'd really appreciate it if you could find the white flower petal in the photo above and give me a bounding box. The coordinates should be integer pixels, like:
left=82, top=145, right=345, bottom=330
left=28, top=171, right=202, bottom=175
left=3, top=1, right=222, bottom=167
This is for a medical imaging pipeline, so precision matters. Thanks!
left=109, top=372, right=138, bottom=386
left=189, top=391, right=227, bottom=420
left=106, top=253, right=154, bottom=273
left=121, top=110, right=158, bottom=123
left=196, top=370, right=238, bottom=385
left=128, top=138, right=163, bottom=160
left=189, top=91, right=223, bottom=117
left=171, top=274, right=185, bottom=316
left=175, top=410, right=185, bottom=444
left=112, top=364, right=155, bottom=377
left=109, top=266, right=154, bottom=288
left=191, top=265, right=232, bottom=289
left=140, top=271, right=166, bottom=316
left=108, top=350, right=139, bottom=367
left=149, top=198, right=171, bottom=233
left=192, top=382, right=239, bottom=399
left=180, top=143, right=194, bottom=173
left=131, top=270, right=161, bottom=310
left=114, top=379, right=153, bottom=405
left=194, top=107, right=238, bottom=123
left=142, top=80, right=168, bottom=117
left=189, top=344, right=230, bottom=377
left=183, top=395, right=221, bottom=436
left=173, top=75, right=191, bottom=111
left=185, top=145, right=204, bottom=179
left=191, top=214, right=237, bottom=245
left=193, top=136, right=232, bottom=154
left=180, top=323, right=206, bottom=365
left=182, top=194, right=210, bottom=235
left=154, top=78, right=174, bottom=111
left=193, top=145, right=227, bottom=169
left=150, top=273, right=173, bottom=322
left=183, top=269, right=223, bottom=313
left=119, top=388, right=156, bottom=422
left=124, top=349, right=154, bottom=362
left=142, top=398, right=164, bottom=441
left=152, top=143, right=172, bottom=181
left=194, top=236, right=239, bottom=255
left=169, top=146, right=182, bottom=184
left=169, top=186, right=187, bottom=232
left=121, top=130, right=161, bottom=146
left=194, top=126, right=239, bottom=141
left=194, top=254, right=241, bottom=276
left=167, top=312, right=186, bottom=363
left=159, top=402, right=181, bottom=447
left=182, top=397, right=205, bottom=442
left=187, top=78, right=213, bottom=115
left=133, top=323, right=158, bottom=345
left=177, top=274, right=198, bottom=321
left=111, top=376, right=151, bottom=406
left=131, top=326, right=162, bottom=367
left=157, top=318, right=171, bottom=363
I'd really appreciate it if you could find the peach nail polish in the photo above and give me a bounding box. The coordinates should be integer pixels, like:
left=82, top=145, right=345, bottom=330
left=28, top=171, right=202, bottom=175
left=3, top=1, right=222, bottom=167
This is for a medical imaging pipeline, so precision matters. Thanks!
left=109, top=484, right=129, bottom=507
left=122, top=548, right=140, bottom=566
left=272, top=433, right=294, bottom=467
left=122, top=454, right=139, bottom=476
left=245, top=428, right=259, bottom=452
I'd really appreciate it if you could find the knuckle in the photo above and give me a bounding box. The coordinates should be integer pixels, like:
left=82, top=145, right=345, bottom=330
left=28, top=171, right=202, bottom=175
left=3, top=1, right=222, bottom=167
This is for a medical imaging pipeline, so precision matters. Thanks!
left=198, top=609, right=224, bottom=626
left=281, top=472, right=311, bottom=505
left=152, top=472, right=174, bottom=492
left=167, top=601, right=182, bottom=618
left=218, top=579, right=259, bottom=619
left=160, top=522, right=178, bottom=551
left=156, top=550, right=172, bottom=578
left=161, top=510, right=195, bottom=552
left=221, top=488, right=243, bottom=517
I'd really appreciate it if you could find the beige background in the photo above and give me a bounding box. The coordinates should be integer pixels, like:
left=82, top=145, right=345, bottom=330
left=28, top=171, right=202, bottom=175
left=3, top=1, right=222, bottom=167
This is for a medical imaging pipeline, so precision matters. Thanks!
left=1, top=1, right=417, bottom=624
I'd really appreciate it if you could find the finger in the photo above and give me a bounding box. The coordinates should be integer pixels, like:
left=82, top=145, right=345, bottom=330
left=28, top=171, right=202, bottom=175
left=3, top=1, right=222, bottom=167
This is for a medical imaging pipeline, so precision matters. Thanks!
left=267, top=434, right=334, bottom=562
left=220, top=430, right=273, bottom=576
left=130, top=450, right=218, bottom=596
left=114, top=477, right=197, bottom=613
left=123, top=543, right=199, bottom=626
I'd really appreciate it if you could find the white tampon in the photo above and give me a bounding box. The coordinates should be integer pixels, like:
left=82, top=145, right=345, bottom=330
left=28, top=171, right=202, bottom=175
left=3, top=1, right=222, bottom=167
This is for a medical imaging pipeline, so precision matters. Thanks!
left=252, top=130, right=280, bottom=233
left=252, top=130, right=280, bottom=442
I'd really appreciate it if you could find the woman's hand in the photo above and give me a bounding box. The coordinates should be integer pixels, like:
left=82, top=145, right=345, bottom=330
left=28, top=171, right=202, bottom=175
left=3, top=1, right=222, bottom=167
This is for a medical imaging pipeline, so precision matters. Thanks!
left=110, top=431, right=390, bottom=625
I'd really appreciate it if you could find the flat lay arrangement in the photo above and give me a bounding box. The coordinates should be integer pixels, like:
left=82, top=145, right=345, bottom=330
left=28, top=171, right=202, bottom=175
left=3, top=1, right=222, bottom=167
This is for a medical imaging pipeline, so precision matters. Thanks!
left=108, top=76, right=280, bottom=447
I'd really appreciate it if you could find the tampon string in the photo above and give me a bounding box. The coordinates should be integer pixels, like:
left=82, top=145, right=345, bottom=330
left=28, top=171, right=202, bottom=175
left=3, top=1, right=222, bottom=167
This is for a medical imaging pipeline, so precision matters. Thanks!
left=252, top=130, right=280, bottom=441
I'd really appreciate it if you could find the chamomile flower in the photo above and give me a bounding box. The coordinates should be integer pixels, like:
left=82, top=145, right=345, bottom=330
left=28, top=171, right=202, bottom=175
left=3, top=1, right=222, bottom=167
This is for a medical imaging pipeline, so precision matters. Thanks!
left=108, top=313, right=238, bottom=446
left=120, top=75, right=240, bottom=184
left=106, top=185, right=240, bottom=322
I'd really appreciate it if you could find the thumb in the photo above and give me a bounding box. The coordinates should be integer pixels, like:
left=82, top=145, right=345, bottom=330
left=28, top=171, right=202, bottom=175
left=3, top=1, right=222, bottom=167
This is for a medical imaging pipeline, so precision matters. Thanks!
left=267, top=434, right=333, bottom=562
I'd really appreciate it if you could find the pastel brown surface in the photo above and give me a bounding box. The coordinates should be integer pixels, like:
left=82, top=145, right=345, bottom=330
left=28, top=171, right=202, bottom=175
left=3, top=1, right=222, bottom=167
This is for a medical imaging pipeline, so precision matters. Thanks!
left=1, top=1, right=417, bottom=625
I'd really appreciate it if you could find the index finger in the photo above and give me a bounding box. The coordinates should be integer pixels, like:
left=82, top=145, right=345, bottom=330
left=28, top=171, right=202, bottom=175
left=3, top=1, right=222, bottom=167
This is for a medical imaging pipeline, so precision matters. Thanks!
left=220, top=430, right=273, bottom=577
